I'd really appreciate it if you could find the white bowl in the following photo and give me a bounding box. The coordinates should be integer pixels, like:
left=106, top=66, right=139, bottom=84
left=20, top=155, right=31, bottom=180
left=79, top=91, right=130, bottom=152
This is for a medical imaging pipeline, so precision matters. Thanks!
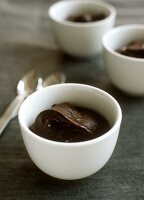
left=48, top=0, right=116, bottom=57
left=103, top=24, right=144, bottom=96
left=18, top=83, right=122, bottom=180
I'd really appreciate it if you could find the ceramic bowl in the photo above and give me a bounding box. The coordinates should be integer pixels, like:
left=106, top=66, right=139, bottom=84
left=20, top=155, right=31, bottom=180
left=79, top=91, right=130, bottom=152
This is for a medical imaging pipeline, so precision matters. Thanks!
left=103, top=24, right=144, bottom=96
left=18, top=83, right=122, bottom=180
left=48, top=0, right=116, bottom=57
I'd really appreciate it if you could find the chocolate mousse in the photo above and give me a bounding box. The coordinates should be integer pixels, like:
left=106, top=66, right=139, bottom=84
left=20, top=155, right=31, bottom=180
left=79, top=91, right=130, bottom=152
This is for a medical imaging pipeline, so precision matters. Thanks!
left=118, top=41, right=144, bottom=58
left=30, top=102, right=110, bottom=143
left=67, top=13, right=106, bottom=23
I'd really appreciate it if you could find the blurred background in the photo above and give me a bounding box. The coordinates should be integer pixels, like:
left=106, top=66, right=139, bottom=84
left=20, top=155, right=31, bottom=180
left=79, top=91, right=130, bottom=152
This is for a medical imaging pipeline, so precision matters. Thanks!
left=0, top=0, right=144, bottom=48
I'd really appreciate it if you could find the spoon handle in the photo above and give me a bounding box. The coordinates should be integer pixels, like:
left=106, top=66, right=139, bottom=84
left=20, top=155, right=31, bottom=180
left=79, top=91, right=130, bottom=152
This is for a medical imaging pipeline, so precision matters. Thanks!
left=0, top=95, right=25, bottom=136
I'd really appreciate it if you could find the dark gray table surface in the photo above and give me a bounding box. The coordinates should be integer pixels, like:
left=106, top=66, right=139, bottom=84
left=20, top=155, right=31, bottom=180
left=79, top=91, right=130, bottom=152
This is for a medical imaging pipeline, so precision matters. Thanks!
left=0, top=0, right=144, bottom=199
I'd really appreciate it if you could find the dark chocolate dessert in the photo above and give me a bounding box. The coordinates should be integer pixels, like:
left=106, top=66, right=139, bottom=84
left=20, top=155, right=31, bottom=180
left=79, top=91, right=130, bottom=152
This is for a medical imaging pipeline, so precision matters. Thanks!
left=30, top=102, right=110, bottom=143
left=117, top=41, right=144, bottom=58
left=67, top=13, right=106, bottom=23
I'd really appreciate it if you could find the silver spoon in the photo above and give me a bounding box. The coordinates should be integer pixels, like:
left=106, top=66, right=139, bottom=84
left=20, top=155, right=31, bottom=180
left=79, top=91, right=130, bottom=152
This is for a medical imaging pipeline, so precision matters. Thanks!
left=0, top=70, right=38, bottom=136
left=0, top=71, right=66, bottom=136
left=37, top=71, right=66, bottom=90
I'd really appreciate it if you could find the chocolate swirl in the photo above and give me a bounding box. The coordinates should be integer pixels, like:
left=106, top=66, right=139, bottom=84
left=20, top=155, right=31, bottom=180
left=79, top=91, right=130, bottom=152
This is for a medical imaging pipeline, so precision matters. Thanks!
left=30, top=102, right=110, bottom=142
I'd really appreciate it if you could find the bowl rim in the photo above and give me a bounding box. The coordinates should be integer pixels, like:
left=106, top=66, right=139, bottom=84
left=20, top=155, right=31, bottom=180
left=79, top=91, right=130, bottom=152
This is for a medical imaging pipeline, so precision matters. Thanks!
left=103, top=24, right=144, bottom=62
left=18, top=83, right=122, bottom=147
left=48, top=0, right=116, bottom=27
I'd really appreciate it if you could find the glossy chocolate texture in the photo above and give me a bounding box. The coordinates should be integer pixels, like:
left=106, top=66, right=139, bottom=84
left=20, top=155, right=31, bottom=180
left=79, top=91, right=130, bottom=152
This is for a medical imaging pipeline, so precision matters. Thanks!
left=30, top=102, right=110, bottom=143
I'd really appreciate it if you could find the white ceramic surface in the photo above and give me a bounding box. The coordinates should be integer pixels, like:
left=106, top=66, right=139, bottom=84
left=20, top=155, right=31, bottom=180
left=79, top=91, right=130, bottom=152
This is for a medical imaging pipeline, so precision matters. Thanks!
left=103, top=24, right=144, bottom=96
left=18, top=83, right=122, bottom=180
left=48, top=0, right=116, bottom=57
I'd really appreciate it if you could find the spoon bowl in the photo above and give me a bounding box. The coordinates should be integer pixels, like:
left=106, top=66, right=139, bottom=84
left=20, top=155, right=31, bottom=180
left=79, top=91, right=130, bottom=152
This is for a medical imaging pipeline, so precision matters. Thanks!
left=0, top=70, right=38, bottom=136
